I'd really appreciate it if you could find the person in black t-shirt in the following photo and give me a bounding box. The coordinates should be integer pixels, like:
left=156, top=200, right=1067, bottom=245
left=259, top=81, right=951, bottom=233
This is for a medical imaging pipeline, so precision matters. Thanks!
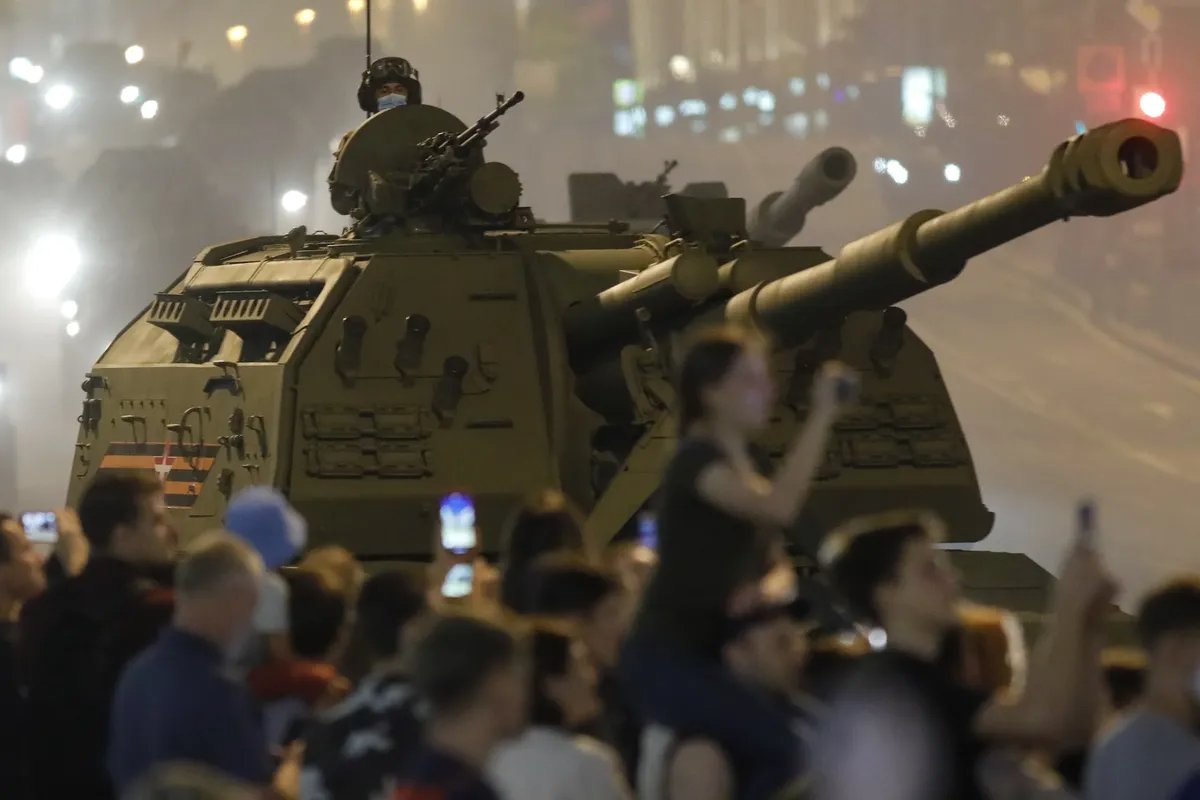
left=622, top=324, right=852, bottom=800
left=816, top=510, right=1116, bottom=800
left=384, top=614, right=527, bottom=800
left=301, top=571, right=430, bottom=800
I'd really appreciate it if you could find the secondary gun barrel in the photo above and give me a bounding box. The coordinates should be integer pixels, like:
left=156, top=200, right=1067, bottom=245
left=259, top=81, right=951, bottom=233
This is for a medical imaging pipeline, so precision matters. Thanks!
left=748, top=147, right=857, bottom=247
left=454, top=91, right=525, bottom=153
left=724, top=118, right=1183, bottom=346
left=565, top=251, right=722, bottom=363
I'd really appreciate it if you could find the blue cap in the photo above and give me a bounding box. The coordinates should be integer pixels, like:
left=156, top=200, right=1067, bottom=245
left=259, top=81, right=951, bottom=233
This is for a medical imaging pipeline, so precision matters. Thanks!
left=224, top=487, right=308, bottom=570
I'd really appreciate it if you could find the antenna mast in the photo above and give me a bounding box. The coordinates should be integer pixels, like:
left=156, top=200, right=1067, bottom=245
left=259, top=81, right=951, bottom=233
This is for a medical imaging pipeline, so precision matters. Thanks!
left=364, top=0, right=373, bottom=117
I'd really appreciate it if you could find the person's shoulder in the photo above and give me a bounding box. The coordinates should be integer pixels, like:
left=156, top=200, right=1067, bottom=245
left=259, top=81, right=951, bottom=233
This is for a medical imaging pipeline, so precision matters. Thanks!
left=1174, top=769, right=1200, bottom=800
left=570, top=732, right=625, bottom=772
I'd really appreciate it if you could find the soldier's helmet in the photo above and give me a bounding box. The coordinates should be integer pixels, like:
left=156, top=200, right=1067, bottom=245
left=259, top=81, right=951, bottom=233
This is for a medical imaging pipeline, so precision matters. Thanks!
left=357, top=56, right=423, bottom=113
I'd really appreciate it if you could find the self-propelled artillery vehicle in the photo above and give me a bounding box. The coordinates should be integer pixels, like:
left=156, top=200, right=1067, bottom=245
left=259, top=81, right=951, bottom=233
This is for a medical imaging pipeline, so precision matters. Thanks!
left=66, top=98, right=1182, bottom=620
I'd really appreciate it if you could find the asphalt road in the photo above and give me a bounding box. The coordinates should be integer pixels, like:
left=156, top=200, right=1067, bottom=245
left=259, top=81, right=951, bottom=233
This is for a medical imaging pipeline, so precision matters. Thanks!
left=904, top=247, right=1200, bottom=606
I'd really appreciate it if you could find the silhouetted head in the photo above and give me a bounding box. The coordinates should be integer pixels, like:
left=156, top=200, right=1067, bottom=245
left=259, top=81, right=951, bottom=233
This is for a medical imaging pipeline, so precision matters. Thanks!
left=677, top=325, right=774, bottom=435
left=500, top=490, right=586, bottom=613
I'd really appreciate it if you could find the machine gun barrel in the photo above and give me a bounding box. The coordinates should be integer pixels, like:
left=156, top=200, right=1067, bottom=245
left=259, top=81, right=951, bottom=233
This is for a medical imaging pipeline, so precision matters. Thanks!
left=453, top=91, right=525, bottom=153
left=748, top=147, right=857, bottom=247
left=724, top=118, right=1184, bottom=346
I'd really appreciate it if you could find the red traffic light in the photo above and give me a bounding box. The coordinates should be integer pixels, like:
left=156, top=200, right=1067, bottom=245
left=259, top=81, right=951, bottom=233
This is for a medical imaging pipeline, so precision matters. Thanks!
left=1138, top=91, right=1166, bottom=119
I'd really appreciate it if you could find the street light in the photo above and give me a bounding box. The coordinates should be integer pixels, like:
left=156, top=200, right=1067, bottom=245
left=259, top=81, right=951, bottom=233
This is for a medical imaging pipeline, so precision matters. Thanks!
left=60, top=300, right=78, bottom=320
left=944, top=163, right=962, bottom=183
left=44, top=84, right=75, bottom=111
left=124, top=45, right=145, bottom=65
left=140, top=100, right=159, bottom=120
left=23, top=233, right=82, bottom=302
left=1138, top=90, right=1166, bottom=119
left=295, top=8, right=317, bottom=27
left=120, top=85, right=140, bottom=104
left=8, top=57, right=43, bottom=84
left=5, top=144, right=27, bottom=164
left=280, top=190, right=309, bottom=213
left=226, top=25, right=249, bottom=49
left=65, top=321, right=80, bottom=338
left=347, top=0, right=365, bottom=13
left=669, top=55, right=695, bottom=82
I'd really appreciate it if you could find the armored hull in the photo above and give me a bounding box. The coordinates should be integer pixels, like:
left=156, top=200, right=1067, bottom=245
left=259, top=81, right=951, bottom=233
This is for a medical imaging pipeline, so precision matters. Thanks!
left=67, top=105, right=1182, bottom=630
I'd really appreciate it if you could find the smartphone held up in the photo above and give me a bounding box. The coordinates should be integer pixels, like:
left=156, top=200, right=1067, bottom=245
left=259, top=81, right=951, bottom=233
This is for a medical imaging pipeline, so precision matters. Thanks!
left=439, top=492, right=477, bottom=599
left=21, top=511, right=58, bottom=544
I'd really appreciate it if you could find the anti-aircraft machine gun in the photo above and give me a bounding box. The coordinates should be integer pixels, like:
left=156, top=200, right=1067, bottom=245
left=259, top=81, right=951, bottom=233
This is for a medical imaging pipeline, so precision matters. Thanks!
left=66, top=102, right=1182, bottom=617
left=330, top=92, right=528, bottom=234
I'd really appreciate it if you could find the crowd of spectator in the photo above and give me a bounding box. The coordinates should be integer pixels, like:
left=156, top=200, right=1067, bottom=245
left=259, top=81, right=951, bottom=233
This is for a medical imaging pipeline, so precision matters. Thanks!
left=0, top=323, right=1198, bottom=800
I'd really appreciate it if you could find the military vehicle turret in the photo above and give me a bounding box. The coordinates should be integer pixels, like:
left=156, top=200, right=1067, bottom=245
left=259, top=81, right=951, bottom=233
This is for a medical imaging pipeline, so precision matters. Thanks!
left=67, top=102, right=1182, bottom=619
left=568, top=146, right=857, bottom=246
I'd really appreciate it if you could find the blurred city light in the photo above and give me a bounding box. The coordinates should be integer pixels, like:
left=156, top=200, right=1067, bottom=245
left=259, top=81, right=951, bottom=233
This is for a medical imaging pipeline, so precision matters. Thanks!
left=120, top=85, right=141, bottom=104
left=8, top=57, right=44, bottom=84
left=944, top=163, right=962, bottom=183
left=719, top=93, right=737, bottom=111
left=24, top=234, right=82, bottom=302
left=5, top=144, right=27, bottom=165
left=295, top=8, right=317, bottom=27
left=669, top=55, right=696, bottom=82
left=140, top=100, right=159, bottom=120
left=124, top=45, right=145, bottom=65
left=885, top=159, right=909, bottom=185
left=8, top=57, right=31, bottom=78
left=347, top=0, right=366, bottom=13
left=654, top=105, right=676, bottom=127
left=60, top=300, right=79, bottom=320
left=226, top=25, right=249, bottom=48
left=281, top=190, right=309, bottom=213
left=413, top=0, right=430, bottom=13
left=44, top=84, right=75, bottom=111
left=65, top=321, right=80, bottom=338
left=1139, top=91, right=1166, bottom=119
left=873, top=157, right=888, bottom=174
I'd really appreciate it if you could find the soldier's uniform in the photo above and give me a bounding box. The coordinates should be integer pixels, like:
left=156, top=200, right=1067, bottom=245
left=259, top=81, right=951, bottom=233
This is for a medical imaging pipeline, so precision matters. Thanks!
left=329, top=57, right=423, bottom=217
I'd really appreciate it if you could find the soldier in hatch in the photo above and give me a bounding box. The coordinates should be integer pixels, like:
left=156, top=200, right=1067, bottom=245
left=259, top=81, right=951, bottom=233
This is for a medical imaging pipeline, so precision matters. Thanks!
left=329, top=57, right=424, bottom=216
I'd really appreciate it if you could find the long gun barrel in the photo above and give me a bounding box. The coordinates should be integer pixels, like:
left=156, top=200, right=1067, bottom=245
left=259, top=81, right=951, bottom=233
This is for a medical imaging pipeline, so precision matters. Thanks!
left=748, top=147, right=857, bottom=247
left=724, top=118, right=1183, bottom=346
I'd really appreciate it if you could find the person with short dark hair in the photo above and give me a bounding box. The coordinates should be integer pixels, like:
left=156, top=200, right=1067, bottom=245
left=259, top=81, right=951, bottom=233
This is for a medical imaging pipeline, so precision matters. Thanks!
left=818, top=510, right=1115, bottom=800
left=622, top=326, right=851, bottom=800
left=108, top=532, right=273, bottom=794
left=389, top=614, right=527, bottom=800
left=248, top=568, right=348, bottom=748
left=528, top=557, right=640, bottom=779
left=21, top=470, right=176, bottom=800
left=489, top=623, right=633, bottom=800
left=500, top=490, right=587, bottom=614
left=1086, top=577, right=1200, bottom=800
left=301, top=570, right=430, bottom=800
left=640, top=598, right=816, bottom=800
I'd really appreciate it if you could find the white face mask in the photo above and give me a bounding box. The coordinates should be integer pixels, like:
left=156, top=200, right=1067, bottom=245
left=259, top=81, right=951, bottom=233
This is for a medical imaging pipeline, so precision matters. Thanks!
left=377, top=93, right=407, bottom=112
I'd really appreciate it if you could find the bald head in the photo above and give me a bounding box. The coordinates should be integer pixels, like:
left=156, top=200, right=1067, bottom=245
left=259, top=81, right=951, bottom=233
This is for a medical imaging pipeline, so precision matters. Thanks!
left=173, top=532, right=263, bottom=650
left=175, top=531, right=262, bottom=600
